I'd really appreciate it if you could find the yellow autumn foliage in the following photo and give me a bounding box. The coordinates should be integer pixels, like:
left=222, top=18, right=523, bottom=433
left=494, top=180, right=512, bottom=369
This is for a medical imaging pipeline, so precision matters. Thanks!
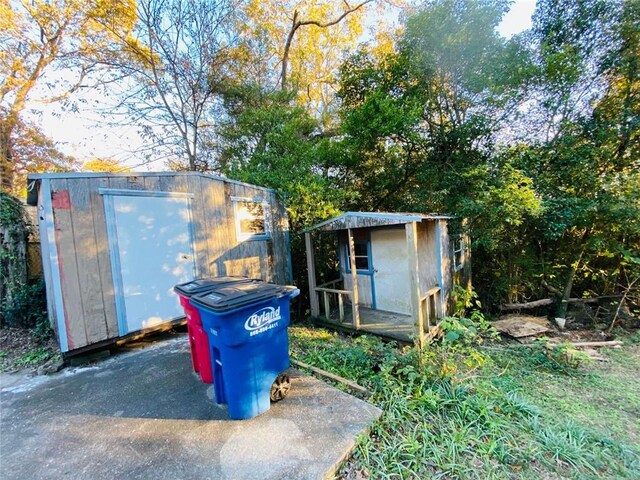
left=236, top=0, right=406, bottom=122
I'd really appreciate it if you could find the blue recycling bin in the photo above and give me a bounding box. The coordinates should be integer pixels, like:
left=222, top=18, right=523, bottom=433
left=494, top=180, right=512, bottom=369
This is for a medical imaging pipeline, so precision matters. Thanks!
left=189, top=281, right=300, bottom=420
left=174, top=276, right=254, bottom=386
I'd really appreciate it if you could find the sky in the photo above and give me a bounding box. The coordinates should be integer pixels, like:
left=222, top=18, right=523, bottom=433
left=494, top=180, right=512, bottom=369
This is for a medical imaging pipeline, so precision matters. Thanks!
left=29, top=0, right=537, bottom=172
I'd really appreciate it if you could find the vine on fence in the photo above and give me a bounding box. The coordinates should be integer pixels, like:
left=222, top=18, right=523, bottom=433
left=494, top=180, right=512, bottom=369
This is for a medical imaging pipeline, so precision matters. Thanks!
left=0, top=191, right=32, bottom=327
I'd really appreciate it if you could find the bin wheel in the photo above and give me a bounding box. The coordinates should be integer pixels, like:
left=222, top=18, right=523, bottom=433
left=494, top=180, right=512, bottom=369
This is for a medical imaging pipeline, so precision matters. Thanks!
left=270, top=373, right=291, bottom=402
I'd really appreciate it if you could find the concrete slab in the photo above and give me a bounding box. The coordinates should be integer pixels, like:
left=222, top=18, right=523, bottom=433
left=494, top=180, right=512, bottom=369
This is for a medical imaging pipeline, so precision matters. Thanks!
left=0, top=335, right=381, bottom=480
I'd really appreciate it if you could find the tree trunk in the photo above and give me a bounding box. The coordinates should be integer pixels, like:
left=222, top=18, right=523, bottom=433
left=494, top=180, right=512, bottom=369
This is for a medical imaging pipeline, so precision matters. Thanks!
left=0, top=116, right=16, bottom=193
left=555, top=229, right=591, bottom=319
left=279, top=1, right=373, bottom=91
left=280, top=10, right=299, bottom=91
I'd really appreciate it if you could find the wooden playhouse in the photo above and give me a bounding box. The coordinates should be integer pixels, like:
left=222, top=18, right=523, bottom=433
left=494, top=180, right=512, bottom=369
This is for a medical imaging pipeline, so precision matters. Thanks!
left=304, top=212, right=471, bottom=346
left=27, top=172, right=291, bottom=355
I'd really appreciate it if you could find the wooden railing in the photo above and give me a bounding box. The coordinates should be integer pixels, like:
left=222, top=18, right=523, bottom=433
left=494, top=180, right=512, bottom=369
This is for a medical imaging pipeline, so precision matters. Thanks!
left=420, top=286, right=441, bottom=333
left=315, top=279, right=351, bottom=322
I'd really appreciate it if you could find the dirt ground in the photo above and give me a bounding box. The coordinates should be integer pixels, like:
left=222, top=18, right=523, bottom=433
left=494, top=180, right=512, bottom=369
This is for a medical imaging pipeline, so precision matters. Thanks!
left=0, top=327, right=59, bottom=373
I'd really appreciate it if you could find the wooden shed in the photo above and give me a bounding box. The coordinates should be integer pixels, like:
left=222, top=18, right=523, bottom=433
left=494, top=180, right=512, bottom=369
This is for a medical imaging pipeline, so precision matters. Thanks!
left=26, top=172, right=291, bottom=355
left=304, top=212, right=470, bottom=346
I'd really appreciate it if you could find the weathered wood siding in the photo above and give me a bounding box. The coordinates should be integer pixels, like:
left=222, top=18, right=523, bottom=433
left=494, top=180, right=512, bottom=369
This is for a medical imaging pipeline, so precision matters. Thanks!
left=417, top=221, right=439, bottom=295
left=343, top=274, right=373, bottom=308
left=369, top=228, right=411, bottom=314
left=38, top=173, right=290, bottom=353
left=451, top=227, right=472, bottom=296
left=439, top=219, right=453, bottom=313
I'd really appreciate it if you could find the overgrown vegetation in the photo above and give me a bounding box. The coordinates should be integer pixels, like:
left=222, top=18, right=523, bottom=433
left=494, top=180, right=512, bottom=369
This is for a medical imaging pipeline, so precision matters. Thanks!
left=3, top=0, right=638, bottom=316
left=290, top=322, right=640, bottom=479
left=1, top=191, right=30, bottom=325
left=1, top=280, right=50, bottom=333
left=214, top=0, right=640, bottom=317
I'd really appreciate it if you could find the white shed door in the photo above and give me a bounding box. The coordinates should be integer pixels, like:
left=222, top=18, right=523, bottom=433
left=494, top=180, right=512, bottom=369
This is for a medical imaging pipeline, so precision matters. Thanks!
left=371, top=229, right=411, bottom=315
left=108, top=194, right=196, bottom=334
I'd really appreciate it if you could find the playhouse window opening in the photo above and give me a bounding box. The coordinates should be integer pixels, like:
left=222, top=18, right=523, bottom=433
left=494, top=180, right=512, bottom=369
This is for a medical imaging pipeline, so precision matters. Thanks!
left=453, top=236, right=464, bottom=271
left=346, top=240, right=370, bottom=271
left=233, top=199, right=270, bottom=240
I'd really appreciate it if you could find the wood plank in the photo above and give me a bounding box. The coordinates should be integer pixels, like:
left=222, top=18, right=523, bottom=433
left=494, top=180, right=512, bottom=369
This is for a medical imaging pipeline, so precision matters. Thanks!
left=142, top=175, right=160, bottom=191
left=316, top=215, right=427, bottom=231
left=68, top=178, right=109, bottom=344
left=157, top=174, right=176, bottom=192
left=315, top=287, right=350, bottom=294
left=107, top=176, right=130, bottom=190
left=50, top=178, right=88, bottom=349
left=347, top=228, right=360, bottom=329
left=438, top=220, right=452, bottom=316
left=417, top=221, right=438, bottom=293
left=38, top=178, right=69, bottom=348
left=291, top=359, right=370, bottom=396
left=201, top=178, right=228, bottom=277
left=185, top=175, right=210, bottom=277
left=92, top=177, right=119, bottom=338
left=305, top=232, right=319, bottom=317
left=406, top=222, right=424, bottom=348
left=315, top=306, right=415, bottom=344
left=269, top=191, right=289, bottom=284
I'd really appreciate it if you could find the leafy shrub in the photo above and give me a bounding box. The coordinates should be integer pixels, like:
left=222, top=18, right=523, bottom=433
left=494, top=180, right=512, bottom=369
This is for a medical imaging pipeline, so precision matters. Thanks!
left=519, top=338, right=592, bottom=372
left=1, top=280, right=49, bottom=333
left=423, top=295, right=499, bottom=381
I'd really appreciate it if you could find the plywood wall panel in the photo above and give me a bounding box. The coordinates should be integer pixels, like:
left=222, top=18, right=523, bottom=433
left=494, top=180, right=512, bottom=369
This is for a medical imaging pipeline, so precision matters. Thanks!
left=200, top=177, right=229, bottom=277
left=417, top=221, right=439, bottom=294
left=91, top=177, right=119, bottom=338
left=67, top=178, right=110, bottom=344
left=50, top=178, right=88, bottom=349
left=184, top=175, right=210, bottom=276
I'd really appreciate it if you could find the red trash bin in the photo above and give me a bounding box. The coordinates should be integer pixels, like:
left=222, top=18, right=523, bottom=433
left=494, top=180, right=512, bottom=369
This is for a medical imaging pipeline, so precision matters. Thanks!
left=174, top=277, right=253, bottom=383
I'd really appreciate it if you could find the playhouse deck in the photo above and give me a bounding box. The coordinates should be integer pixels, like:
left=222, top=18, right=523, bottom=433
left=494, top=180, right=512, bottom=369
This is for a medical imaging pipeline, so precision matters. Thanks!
left=321, top=306, right=415, bottom=343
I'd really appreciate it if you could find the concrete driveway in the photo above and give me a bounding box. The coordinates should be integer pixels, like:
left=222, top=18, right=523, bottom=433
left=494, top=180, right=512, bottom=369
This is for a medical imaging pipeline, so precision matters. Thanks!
left=0, top=334, right=381, bottom=480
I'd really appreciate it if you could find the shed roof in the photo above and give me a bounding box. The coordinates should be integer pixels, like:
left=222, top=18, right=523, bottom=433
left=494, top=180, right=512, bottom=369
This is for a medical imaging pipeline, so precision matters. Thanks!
left=307, top=212, right=453, bottom=232
left=25, top=171, right=275, bottom=205
left=26, top=171, right=274, bottom=193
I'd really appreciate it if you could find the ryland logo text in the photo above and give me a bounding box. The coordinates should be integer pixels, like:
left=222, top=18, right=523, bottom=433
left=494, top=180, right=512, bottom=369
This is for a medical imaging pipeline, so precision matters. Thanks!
left=244, top=306, right=281, bottom=331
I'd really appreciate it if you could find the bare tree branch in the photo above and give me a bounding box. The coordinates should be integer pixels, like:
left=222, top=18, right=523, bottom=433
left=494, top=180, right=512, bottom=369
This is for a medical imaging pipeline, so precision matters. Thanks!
left=279, top=0, right=374, bottom=90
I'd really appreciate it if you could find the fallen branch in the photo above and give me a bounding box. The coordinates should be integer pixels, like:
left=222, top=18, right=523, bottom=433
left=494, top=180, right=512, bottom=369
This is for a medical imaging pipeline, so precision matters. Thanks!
left=550, top=340, right=624, bottom=348
left=500, top=298, right=554, bottom=310
left=291, top=359, right=370, bottom=397
left=608, top=276, right=639, bottom=333
left=500, top=295, right=621, bottom=311
left=482, top=340, right=624, bottom=350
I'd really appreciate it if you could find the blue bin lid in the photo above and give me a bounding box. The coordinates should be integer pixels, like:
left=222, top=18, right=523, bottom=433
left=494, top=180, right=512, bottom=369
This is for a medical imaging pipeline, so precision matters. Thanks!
left=190, top=282, right=296, bottom=313
left=174, top=277, right=254, bottom=297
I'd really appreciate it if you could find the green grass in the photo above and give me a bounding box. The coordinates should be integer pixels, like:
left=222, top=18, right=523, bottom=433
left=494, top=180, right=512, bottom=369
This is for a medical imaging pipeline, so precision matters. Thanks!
left=15, top=347, right=56, bottom=368
left=490, top=340, right=640, bottom=450
left=289, top=325, right=640, bottom=479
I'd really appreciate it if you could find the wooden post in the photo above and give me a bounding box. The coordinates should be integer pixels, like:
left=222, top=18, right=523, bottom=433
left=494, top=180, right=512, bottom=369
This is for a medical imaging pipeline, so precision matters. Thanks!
left=406, top=222, right=424, bottom=349
left=305, top=232, right=320, bottom=317
left=424, top=296, right=430, bottom=332
left=347, top=228, right=360, bottom=329
left=338, top=294, right=344, bottom=321
left=324, top=291, right=330, bottom=320
left=435, top=219, right=446, bottom=317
